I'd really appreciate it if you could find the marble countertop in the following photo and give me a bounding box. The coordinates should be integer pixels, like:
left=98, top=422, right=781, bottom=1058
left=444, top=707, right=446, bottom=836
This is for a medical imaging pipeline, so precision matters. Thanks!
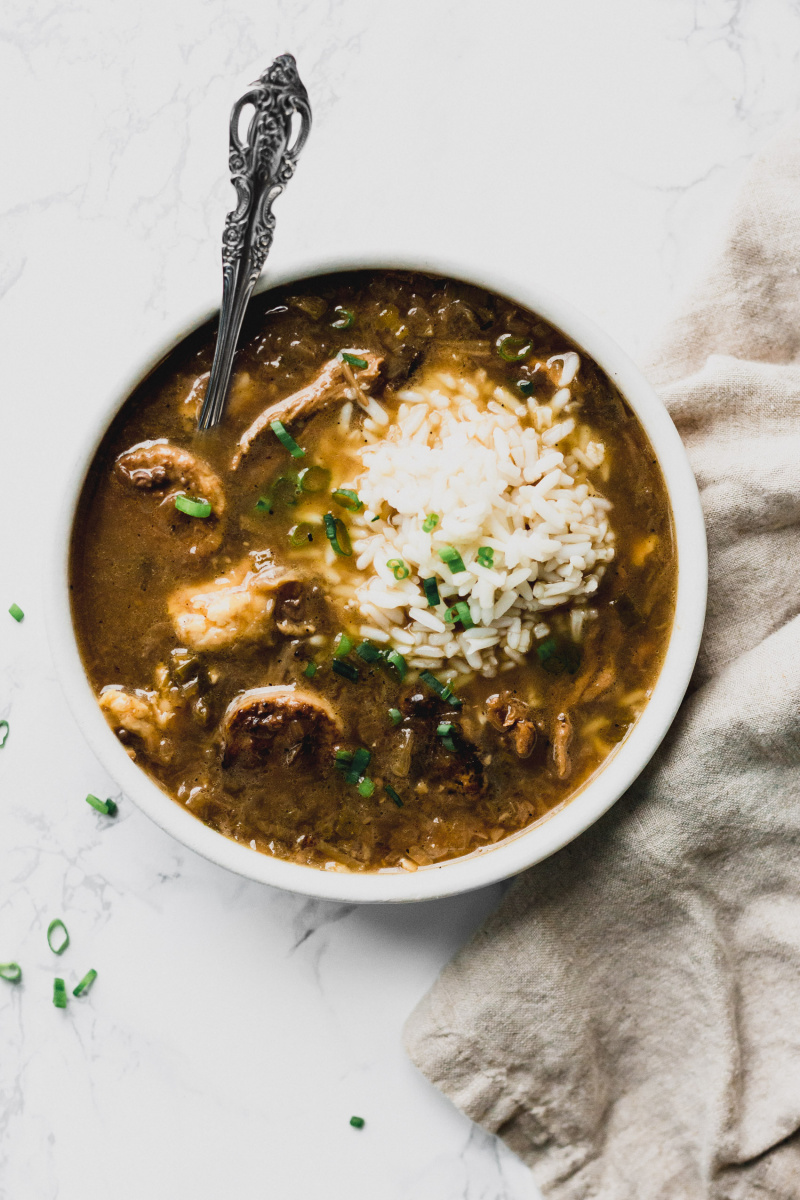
left=2, top=2, right=799, bottom=1197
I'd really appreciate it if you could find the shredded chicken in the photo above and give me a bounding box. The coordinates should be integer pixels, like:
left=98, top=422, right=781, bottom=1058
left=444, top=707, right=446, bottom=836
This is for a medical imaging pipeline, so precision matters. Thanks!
left=231, top=351, right=384, bottom=468
left=486, top=692, right=540, bottom=759
left=99, top=665, right=178, bottom=762
left=552, top=711, right=573, bottom=779
left=115, top=439, right=225, bottom=553
left=221, top=685, right=342, bottom=767
left=167, top=554, right=302, bottom=651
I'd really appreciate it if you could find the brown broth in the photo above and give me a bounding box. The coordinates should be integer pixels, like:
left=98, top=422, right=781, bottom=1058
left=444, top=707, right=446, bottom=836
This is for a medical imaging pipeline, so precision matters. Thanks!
left=70, top=270, right=676, bottom=872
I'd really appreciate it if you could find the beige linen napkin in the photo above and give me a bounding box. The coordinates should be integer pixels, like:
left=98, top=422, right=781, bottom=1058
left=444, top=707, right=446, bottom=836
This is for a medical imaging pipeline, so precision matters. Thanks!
left=405, top=123, right=800, bottom=1200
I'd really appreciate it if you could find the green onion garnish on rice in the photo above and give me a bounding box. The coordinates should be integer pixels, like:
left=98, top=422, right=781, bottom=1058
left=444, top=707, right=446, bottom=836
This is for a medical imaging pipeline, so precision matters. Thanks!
left=73, top=969, right=98, bottom=997
left=346, top=747, right=371, bottom=785
left=47, top=919, right=70, bottom=956
left=422, top=513, right=439, bottom=533
left=303, top=661, right=317, bottom=678
left=174, top=495, right=212, bottom=519
left=438, top=546, right=466, bottom=574
left=445, top=601, right=474, bottom=629
left=270, top=419, right=306, bottom=458
left=387, top=558, right=410, bottom=580
left=422, top=577, right=440, bottom=607
left=477, top=546, right=494, bottom=569
left=382, top=649, right=407, bottom=680
left=324, top=513, right=352, bottom=556
left=8, top=603, right=23, bottom=622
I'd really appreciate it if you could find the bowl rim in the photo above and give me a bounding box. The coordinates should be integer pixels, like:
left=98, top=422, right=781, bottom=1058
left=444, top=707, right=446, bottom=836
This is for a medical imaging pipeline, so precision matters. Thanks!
left=46, top=252, right=707, bottom=903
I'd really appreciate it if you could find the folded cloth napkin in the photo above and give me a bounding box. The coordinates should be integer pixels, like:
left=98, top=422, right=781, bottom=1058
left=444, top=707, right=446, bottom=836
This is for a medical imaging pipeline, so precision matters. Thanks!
left=405, top=123, right=800, bottom=1200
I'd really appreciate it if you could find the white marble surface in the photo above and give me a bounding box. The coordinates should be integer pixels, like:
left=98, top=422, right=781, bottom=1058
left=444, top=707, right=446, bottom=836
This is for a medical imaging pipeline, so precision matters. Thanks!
left=2, top=2, right=799, bottom=1197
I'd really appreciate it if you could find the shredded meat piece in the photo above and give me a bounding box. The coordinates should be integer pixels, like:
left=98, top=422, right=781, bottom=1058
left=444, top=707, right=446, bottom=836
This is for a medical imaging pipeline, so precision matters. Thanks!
left=552, top=711, right=572, bottom=779
left=486, top=692, right=540, bottom=759
left=167, top=554, right=303, bottom=651
left=99, top=667, right=177, bottom=762
left=231, top=351, right=384, bottom=468
left=221, top=685, right=342, bottom=768
left=115, top=439, right=225, bottom=553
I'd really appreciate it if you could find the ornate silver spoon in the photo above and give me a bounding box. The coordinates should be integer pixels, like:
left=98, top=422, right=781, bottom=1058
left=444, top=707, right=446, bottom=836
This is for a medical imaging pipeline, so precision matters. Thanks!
left=198, top=54, right=312, bottom=431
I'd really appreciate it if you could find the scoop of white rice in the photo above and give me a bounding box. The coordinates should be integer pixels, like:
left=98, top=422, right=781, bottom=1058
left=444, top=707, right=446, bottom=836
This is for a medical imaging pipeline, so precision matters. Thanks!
left=347, top=366, right=614, bottom=678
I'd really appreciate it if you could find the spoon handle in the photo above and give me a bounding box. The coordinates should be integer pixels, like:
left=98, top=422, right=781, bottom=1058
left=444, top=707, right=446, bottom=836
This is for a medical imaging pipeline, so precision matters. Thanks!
left=199, top=54, right=311, bottom=431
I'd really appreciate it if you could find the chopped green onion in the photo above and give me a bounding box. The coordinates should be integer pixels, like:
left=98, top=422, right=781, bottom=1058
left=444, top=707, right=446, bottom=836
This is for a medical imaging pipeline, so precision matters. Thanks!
left=73, top=969, right=98, bottom=997
left=382, top=649, right=407, bottom=680
left=445, top=601, right=474, bottom=630
left=47, top=919, right=70, bottom=956
left=346, top=747, right=371, bottom=785
left=437, top=722, right=455, bottom=735
left=174, top=495, right=211, bottom=519
left=270, top=419, right=306, bottom=459
left=334, top=749, right=354, bottom=771
left=85, top=794, right=117, bottom=816
left=517, top=379, right=535, bottom=396
left=496, top=333, right=533, bottom=363
left=324, top=513, right=352, bottom=557
left=332, top=659, right=359, bottom=682
left=356, top=640, right=382, bottom=663
left=437, top=722, right=457, bottom=752
left=8, top=603, right=24, bottom=622
left=422, top=577, right=440, bottom=607
left=357, top=777, right=375, bottom=798
left=331, top=306, right=355, bottom=330
left=267, top=473, right=301, bottom=510
left=385, top=784, right=403, bottom=808
left=53, top=978, right=68, bottom=1008
left=420, top=670, right=462, bottom=708
left=332, top=488, right=363, bottom=512
left=387, top=558, right=410, bottom=580
left=298, top=465, right=331, bottom=493
left=477, top=546, right=494, bottom=569
left=333, top=632, right=354, bottom=658
left=438, top=546, right=466, bottom=574
left=288, top=522, right=316, bottom=548
left=255, top=496, right=272, bottom=513
left=370, top=513, right=381, bottom=522
left=388, top=708, right=402, bottom=727
left=422, top=513, right=439, bottom=533
left=303, top=662, right=317, bottom=679
left=340, top=352, right=369, bottom=369
left=350, top=1116, right=366, bottom=1129
left=0, top=963, right=21, bottom=983
left=0, top=721, right=8, bottom=749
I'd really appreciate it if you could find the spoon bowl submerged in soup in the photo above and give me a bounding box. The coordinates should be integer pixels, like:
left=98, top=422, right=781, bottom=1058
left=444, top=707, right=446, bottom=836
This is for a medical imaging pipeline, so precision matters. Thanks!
left=70, top=270, right=677, bottom=874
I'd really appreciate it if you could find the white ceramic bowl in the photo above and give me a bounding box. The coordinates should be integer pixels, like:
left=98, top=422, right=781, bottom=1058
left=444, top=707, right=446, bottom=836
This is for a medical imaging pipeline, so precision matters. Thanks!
left=47, top=254, right=707, bottom=903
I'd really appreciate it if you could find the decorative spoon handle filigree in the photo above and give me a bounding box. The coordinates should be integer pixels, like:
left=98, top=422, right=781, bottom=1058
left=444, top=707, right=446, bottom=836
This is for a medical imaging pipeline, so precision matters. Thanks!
left=198, top=54, right=311, bottom=431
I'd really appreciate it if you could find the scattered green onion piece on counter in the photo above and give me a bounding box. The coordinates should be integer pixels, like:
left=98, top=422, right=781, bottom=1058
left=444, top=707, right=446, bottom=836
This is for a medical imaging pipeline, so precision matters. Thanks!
left=350, top=1116, right=366, bottom=1129
left=332, top=488, right=363, bottom=512
left=331, top=306, right=355, bottom=330
left=73, top=969, right=98, bottom=997
left=346, top=747, right=371, bottom=785
left=0, top=721, right=8, bottom=749
left=496, top=333, right=533, bottom=363
left=385, top=784, right=403, bottom=808
left=387, top=558, right=410, bottom=580
left=53, top=978, right=68, bottom=1008
left=47, top=919, right=70, bottom=956
left=477, top=546, right=494, bottom=569
left=445, top=601, right=474, bottom=630
left=0, top=963, right=21, bottom=983
left=356, top=640, right=381, bottom=663
left=357, top=777, right=375, bottom=798
left=420, top=670, right=462, bottom=708
left=340, top=352, right=369, bottom=369
left=297, top=465, right=331, bottom=493
left=8, top=603, right=24, bottom=622
left=388, top=708, right=402, bottom=727
left=270, top=419, right=305, bottom=458
left=85, top=794, right=117, bottom=816
left=303, top=662, right=317, bottom=679
left=288, top=522, right=316, bottom=548
left=422, top=577, right=440, bottom=608
left=333, top=632, right=354, bottom=659
left=332, top=659, right=359, bottom=682
left=174, top=495, right=212, bottom=519
left=437, top=721, right=458, bottom=751
left=517, top=379, right=535, bottom=396
left=324, top=513, right=352, bottom=557
left=438, top=546, right=466, bottom=574
left=382, top=649, right=407, bottom=680
left=422, top=513, right=439, bottom=533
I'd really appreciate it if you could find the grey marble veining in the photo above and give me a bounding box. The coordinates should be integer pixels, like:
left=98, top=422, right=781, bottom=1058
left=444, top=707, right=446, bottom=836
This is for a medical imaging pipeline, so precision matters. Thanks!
left=2, top=2, right=799, bottom=1197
